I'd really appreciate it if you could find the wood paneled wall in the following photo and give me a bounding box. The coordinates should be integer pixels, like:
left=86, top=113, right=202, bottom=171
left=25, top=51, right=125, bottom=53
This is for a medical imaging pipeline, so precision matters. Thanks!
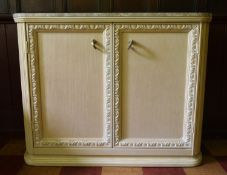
left=0, top=0, right=227, bottom=138
left=0, top=15, right=23, bottom=134
left=204, top=16, right=227, bottom=137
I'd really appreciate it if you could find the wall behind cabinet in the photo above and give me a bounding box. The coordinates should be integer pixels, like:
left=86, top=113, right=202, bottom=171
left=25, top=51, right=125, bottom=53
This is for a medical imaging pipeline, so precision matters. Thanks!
left=0, top=16, right=23, bottom=134
left=0, top=0, right=227, bottom=138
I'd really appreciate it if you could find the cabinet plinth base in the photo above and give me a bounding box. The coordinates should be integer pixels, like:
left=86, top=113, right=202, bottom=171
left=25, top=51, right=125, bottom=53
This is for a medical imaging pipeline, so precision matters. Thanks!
left=24, top=152, right=202, bottom=167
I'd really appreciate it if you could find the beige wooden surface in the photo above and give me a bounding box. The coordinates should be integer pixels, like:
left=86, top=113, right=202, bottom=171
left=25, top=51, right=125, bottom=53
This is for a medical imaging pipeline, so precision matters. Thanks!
left=13, top=13, right=212, bottom=23
left=16, top=23, right=34, bottom=154
left=121, top=32, right=188, bottom=139
left=38, top=32, right=104, bottom=139
left=14, top=13, right=211, bottom=166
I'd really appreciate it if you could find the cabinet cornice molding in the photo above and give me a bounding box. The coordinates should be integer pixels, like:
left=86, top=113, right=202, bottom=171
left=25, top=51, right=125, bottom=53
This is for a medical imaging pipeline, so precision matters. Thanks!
left=13, top=13, right=212, bottom=23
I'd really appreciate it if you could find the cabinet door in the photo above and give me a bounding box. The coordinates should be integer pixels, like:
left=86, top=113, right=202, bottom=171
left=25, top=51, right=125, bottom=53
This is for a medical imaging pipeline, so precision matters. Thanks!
left=113, top=23, right=200, bottom=150
left=26, top=23, right=112, bottom=149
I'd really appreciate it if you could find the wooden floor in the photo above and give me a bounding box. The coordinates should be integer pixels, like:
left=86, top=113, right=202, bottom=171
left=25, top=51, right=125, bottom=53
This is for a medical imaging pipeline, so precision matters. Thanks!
left=0, top=135, right=227, bottom=175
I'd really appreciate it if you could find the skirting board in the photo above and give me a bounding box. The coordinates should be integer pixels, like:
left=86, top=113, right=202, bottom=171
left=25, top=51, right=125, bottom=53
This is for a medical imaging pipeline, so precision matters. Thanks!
left=24, top=152, right=202, bottom=167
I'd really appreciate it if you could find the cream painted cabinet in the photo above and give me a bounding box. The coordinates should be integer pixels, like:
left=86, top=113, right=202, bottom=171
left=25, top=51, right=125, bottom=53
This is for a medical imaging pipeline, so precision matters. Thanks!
left=14, top=13, right=211, bottom=167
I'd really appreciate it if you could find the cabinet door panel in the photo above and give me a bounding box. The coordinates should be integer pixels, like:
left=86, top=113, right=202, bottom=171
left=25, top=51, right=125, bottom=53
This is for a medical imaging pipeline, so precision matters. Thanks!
left=39, top=32, right=103, bottom=138
left=122, top=32, right=187, bottom=139
left=114, top=23, right=200, bottom=149
left=27, top=23, right=112, bottom=148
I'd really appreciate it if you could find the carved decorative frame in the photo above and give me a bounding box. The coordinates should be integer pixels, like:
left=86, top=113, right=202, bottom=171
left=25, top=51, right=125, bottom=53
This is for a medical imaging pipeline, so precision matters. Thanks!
left=26, top=23, right=112, bottom=148
left=113, top=24, right=200, bottom=149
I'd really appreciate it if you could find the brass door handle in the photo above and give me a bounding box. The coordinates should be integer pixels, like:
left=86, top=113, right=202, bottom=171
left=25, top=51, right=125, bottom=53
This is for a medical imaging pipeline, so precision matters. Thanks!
left=91, top=39, right=97, bottom=49
left=128, top=40, right=134, bottom=49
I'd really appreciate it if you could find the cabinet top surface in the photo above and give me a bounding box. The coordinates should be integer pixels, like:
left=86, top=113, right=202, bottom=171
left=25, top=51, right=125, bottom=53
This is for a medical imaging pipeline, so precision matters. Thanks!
left=13, top=13, right=212, bottom=23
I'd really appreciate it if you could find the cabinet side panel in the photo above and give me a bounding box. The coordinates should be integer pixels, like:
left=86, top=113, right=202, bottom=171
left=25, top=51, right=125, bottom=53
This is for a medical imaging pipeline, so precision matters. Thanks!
left=17, top=23, right=34, bottom=153
left=193, top=22, right=210, bottom=155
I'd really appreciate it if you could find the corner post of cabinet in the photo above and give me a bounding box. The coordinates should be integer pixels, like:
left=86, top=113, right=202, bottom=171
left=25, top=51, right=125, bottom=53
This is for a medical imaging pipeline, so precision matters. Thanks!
left=193, top=19, right=211, bottom=156
left=16, top=22, right=34, bottom=155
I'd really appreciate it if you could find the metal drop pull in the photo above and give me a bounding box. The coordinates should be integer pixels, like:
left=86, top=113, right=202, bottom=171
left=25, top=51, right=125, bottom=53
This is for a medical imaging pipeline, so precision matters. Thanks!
left=91, top=39, right=97, bottom=49
left=128, top=40, right=134, bottom=49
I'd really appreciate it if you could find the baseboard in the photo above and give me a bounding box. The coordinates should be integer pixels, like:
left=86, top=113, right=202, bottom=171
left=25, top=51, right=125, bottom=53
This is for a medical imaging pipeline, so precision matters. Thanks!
left=24, top=152, right=202, bottom=167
